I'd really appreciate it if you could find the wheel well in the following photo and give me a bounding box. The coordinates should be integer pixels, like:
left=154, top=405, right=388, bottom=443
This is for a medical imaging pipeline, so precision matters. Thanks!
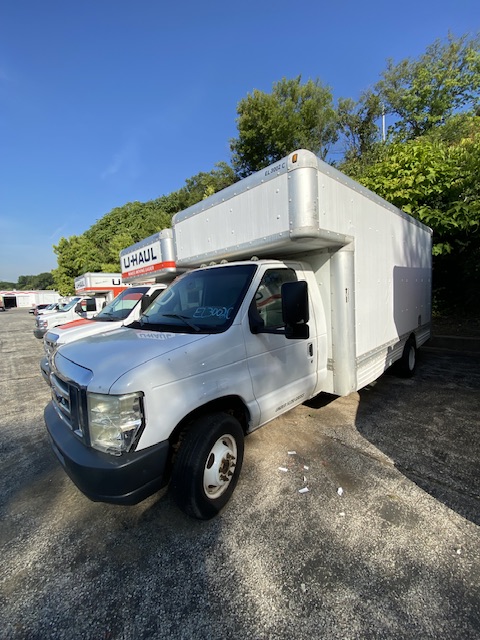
left=168, top=395, right=250, bottom=454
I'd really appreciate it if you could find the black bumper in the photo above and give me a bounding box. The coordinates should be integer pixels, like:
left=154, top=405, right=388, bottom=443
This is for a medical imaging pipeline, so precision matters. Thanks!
left=44, top=402, right=171, bottom=505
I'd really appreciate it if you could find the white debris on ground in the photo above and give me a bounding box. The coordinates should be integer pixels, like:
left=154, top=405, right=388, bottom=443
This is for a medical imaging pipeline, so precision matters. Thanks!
left=278, top=450, right=311, bottom=494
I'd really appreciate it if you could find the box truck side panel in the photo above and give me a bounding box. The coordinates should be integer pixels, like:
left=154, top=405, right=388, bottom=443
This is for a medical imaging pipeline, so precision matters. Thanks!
left=353, top=204, right=431, bottom=356
left=308, top=157, right=431, bottom=391
left=174, top=171, right=292, bottom=265
left=173, top=153, right=351, bottom=268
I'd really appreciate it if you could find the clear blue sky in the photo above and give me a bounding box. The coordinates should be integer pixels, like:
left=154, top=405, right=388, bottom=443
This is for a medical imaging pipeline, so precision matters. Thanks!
left=0, top=0, right=478, bottom=283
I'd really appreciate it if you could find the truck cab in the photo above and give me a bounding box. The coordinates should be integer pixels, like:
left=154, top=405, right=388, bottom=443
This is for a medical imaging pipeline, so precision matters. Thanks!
left=45, top=259, right=324, bottom=519
left=34, top=296, right=102, bottom=339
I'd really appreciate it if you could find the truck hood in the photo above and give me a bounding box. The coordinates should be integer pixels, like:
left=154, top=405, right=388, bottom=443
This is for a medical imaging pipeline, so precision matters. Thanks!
left=50, top=318, right=124, bottom=345
left=55, top=327, right=210, bottom=392
left=57, top=318, right=93, bottom=330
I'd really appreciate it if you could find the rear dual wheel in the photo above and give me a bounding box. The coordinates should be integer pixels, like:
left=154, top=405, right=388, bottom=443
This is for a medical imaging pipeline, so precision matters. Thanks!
left=396, top=337, right=417, bottom=378
left=170, top=412, right=244, bottom=520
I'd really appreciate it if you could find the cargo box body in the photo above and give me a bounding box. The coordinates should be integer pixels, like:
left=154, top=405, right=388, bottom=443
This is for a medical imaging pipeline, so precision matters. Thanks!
left=172, top=149, right=432, bottom=395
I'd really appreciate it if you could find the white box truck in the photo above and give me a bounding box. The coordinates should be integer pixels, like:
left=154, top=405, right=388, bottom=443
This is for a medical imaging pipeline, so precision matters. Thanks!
left=74, top=272, right=128, bottom=301
left=33, top=296, right=104, bottom=338
left=40, top=231, right=177, bottom=384
left=44, top=150, right=432, bottom=520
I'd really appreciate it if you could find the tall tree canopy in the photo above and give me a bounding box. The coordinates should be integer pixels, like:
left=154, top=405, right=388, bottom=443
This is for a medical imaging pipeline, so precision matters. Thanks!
left=356, top=114, right=480, bottom=310
left=230, top=76, right=337, bottom=177
left=337, top=91, right=382, bottom=166
left=376, top=33, right=480, bottom=141
left=15, top=273, right=55, bottom=290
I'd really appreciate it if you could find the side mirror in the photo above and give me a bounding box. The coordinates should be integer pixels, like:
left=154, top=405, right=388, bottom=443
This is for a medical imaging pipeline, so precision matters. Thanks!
left=74, top=303, right=83, bottom=313
left=248, top=301, right=265, bottom=334
left=282, top=281, right=309, bottom=339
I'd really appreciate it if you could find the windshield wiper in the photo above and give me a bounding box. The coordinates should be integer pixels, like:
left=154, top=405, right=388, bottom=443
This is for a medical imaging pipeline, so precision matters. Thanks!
left=162, top=313, right=201, bottom=332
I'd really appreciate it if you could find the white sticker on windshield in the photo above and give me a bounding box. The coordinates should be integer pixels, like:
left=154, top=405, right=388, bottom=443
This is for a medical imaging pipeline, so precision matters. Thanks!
left=193, top=306, right=233, bottom=320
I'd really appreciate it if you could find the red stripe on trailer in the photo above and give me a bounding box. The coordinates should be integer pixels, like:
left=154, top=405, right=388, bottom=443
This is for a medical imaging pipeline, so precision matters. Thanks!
left=122, top=261, right=176, bottom=280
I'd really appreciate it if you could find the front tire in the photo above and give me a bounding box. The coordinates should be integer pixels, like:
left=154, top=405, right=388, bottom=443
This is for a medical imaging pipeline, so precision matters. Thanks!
left=170, top=412, right=244, bottom=520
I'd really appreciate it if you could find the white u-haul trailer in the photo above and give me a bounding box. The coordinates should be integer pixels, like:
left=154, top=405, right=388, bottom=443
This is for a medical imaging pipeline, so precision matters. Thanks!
left=44, top=150, right=432, bottom=520
left=74, top=272, right=127, bottom=302
left=33, top=272, right=125, bottom=340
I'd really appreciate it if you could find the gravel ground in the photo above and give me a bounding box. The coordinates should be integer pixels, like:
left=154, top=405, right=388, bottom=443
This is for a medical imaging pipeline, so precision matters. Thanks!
left=0, top=308, right=479, bottom=640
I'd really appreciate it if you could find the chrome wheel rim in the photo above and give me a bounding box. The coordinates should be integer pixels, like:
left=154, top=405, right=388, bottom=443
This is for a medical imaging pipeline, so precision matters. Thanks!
left=203, top=434, right=237, bottom=499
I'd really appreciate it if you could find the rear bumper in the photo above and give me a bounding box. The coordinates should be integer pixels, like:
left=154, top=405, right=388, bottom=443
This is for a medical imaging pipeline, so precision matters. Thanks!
left=44, top=402, right=170, bottom=505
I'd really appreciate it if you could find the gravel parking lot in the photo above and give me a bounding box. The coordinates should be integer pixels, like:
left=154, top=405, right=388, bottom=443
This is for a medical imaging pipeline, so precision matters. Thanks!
left=1, top=308, right=479, bottom=639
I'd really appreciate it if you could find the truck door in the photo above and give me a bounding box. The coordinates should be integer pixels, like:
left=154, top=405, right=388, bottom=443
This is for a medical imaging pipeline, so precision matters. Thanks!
left=244, top=266, right=317, bottom=426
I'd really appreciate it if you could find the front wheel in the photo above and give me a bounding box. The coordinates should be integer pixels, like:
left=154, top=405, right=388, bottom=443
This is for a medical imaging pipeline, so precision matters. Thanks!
left=170, top=412, right=244, bottom=519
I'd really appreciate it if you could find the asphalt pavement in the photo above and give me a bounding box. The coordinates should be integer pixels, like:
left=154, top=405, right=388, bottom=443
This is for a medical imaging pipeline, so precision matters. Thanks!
left=0, top=308, right=479, bottom=639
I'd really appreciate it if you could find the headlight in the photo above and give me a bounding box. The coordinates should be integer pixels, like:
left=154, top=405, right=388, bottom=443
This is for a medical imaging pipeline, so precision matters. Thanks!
left=44, top=333, right=59, bottom=358
left=87, top=392, right=144, bottom=455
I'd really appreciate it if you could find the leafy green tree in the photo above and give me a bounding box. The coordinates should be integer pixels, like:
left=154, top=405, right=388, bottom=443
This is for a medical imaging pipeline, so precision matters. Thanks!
left=174, top=162, right=237, bottom=209
left=230, top=76, right=337, bottom=177
left=0, top=281, right=16, bottom=289
left=16, top=276, right=29, bottom=289
left=357, top=115, right=480, bottom=310
left=337, top=91, right=382, bottom=163
left=31, top=272, right=55, bottom=289
left=52, top=163, right=238, bottom=292
left=52, top=235, right=104, bottom=295
left=15, top=274, right=53, bottom=290
left=376, top=33, right=480, bottom=141
left=85, top=201, right=169, bottom=253
left=100, top=232, right=136, bottom=274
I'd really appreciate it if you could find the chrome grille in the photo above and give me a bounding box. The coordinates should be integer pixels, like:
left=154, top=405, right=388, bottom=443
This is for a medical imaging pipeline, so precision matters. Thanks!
left=50, top=373, right=84, bottom=438
left=51, top=374, right=71, bottom=425
left=44, top=337, right=56, bottom=365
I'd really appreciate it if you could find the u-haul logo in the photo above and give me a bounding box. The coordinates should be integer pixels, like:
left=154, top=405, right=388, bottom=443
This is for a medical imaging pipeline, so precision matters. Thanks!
left=122, top=244, right=159, bottom=271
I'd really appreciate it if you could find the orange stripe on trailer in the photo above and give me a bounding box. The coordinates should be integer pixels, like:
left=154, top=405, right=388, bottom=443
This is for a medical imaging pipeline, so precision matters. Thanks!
left=122, top=261, right=176, bottom=280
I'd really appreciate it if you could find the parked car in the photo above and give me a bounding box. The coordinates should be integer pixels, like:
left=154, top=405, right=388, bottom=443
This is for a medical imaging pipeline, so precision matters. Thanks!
left=29, top=303, right=50, bottom=315
left=35, top=302, right=63, bottom=316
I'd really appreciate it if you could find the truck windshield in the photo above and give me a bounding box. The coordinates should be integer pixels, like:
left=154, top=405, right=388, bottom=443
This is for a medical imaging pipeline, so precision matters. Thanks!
left=92, top=287, right=149, bottom=322
left=59, top=297, right=81, bottom=312
left=135, top=264, right=257, bottom=333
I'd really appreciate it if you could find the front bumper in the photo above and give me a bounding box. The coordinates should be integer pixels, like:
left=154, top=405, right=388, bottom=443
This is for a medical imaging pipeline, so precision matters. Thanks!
left=44, top=402, right=171, bottom=505
left=34, top=328, right=47, bottom=339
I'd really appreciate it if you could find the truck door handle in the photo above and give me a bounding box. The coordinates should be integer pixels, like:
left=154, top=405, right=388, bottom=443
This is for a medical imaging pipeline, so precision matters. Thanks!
left=308, top=343, right=313, bottom=357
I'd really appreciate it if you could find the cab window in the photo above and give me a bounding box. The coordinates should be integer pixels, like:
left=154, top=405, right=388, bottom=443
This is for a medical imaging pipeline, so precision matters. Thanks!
left=253, top=268, right=298, bottom=330
left=83, top=299, right=97, bottom=312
